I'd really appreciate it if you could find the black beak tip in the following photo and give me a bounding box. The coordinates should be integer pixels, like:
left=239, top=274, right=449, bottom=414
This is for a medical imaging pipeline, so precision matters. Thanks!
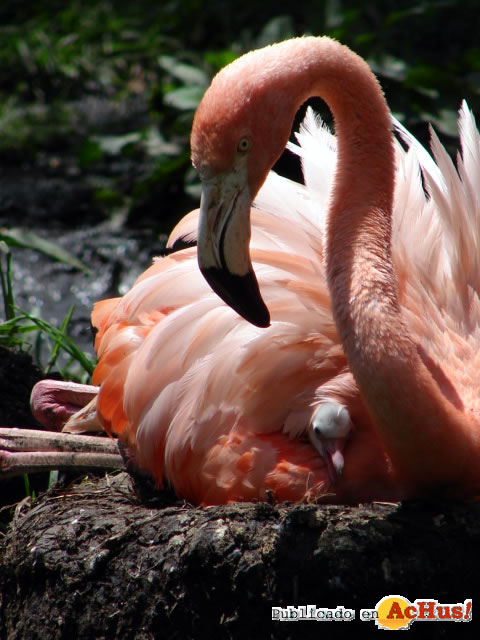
left=201, top=266, right=270, bottom=328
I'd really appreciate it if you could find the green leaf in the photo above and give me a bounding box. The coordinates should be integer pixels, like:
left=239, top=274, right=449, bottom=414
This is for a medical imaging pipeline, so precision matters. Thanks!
left=427, top=109, right=461, bottom=137
left=163, top=86, right=205, bottom=111
left=406, top=65, right=448, bottom=90
left=0, top=241, right=10, bottom=255
left=0, top=229, right=90, bottom=273
left=93, top=187, right=124, bottom=207
left=143, top=127, right=181, bottom=157
left=45, top=304, right=75, bottom=374
left=204, top=50, right=237, bottom=70
left=158, top=55, right=209, bottom=87
left=370, top=55, right=408, bottom=82
left=77, top=137, right=104, bottom=167
left=94, top=132, right=142, bottom=155
left=0, top=246, right=14, bottom=320
left=24, top=473, right=34, bottom=500
left=48, top=470, right=59, bottom=488
left=255, top=16, right=295, bottom=48
left=17, top=308, right=95, bottom=376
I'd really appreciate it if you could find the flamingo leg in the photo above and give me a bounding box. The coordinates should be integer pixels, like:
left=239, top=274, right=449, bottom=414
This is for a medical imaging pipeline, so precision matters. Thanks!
left=0, top=428, right=125, bottom=478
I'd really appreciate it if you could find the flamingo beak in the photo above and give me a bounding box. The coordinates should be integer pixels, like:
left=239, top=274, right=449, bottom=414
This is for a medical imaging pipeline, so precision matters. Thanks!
left=197, top=175, right=270, bottom=328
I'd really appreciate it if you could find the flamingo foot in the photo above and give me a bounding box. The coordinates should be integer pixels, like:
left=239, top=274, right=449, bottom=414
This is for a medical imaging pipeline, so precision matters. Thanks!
left=30, top=380, right=99, bottom=432
left=308, top=402, right=352, bottom=485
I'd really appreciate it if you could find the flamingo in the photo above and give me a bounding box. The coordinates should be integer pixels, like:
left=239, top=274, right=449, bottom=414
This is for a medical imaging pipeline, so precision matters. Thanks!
left=2, top=36, right=480, bottom=505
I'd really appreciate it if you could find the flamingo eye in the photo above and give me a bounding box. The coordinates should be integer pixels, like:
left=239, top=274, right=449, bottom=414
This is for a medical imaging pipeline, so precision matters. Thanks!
left=237, top=137, right=251, bottom=153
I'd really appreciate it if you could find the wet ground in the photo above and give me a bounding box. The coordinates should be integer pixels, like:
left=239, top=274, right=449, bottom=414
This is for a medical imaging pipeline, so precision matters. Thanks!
left=1, top=93, right=195, bottom=365
left=0, top=92, right=196, bottom=514
left=8, top=225, right=168, bottom=360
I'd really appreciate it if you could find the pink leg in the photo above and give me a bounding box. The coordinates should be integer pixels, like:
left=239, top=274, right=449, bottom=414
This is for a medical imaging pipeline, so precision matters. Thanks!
left=0, top=427, right=125, bottom=477
left=0, top=380, right=123, bottom=478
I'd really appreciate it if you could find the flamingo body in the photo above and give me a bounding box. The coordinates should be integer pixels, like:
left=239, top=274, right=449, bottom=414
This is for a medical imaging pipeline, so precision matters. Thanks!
left=62, top=38, right=480, bottom=505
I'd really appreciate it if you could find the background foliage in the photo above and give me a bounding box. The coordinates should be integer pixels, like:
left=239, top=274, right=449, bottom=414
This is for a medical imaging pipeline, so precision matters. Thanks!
left=1, top=0, right=479, bottom=233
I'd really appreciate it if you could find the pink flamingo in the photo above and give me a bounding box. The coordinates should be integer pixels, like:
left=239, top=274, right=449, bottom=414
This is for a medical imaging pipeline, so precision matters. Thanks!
left=2, top=37, right=480, bottom=505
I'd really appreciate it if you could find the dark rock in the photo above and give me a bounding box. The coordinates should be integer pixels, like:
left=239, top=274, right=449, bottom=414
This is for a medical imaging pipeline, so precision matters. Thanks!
left=0, top=347, right=42, bottom=428
left=0, top=471, right=478, bottom=639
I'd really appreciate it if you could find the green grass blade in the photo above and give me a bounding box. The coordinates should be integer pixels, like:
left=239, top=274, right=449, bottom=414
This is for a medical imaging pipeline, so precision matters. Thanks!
left=17, top=308, right=95, bottom=376
left=23, top=473, right=36, bottom=501
left=45, top=304, right=75, bottom=374
left=0, top=228, right=91, bottom=274
left=0, top=243, right=15, bottom=321
left=48, top=470, right=59, bottom=488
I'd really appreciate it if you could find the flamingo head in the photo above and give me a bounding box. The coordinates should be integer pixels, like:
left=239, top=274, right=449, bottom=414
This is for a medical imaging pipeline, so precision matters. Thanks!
left=190, top=44, right=302, bottom=328
left=307, top=403, right=353, bottom=485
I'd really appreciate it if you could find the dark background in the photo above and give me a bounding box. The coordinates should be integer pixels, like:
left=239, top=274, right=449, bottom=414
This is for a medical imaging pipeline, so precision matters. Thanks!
left=1, top=0, right=478, bottom=234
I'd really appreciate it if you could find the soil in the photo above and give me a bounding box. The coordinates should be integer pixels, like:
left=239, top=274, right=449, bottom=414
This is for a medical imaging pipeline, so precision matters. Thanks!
left=0, top=472, right=478, bottom=639
left=0, top=346, right=43, bottom=428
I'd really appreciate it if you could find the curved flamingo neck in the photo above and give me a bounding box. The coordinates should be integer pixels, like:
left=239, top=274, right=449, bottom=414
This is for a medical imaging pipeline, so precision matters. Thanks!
left=266, top=37, right=472, bottom=489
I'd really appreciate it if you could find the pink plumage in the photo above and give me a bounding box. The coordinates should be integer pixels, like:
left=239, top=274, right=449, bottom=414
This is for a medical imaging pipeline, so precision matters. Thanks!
left=34, top=37, right=479, bottom=505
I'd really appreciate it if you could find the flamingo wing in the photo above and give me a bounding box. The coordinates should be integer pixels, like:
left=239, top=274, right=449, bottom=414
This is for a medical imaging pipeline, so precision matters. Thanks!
left=70, top=104, right=480, bottom=504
